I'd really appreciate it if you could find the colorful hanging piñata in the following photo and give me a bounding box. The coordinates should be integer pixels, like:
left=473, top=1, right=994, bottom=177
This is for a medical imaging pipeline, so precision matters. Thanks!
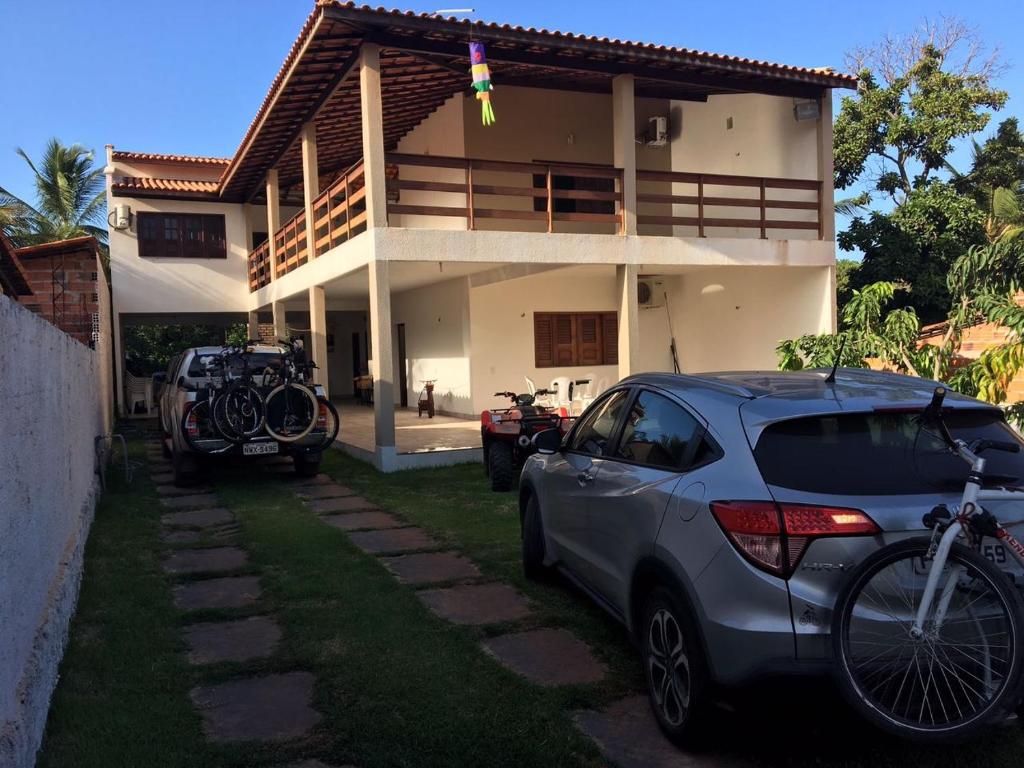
left=469, top=41, right=496, bottom=126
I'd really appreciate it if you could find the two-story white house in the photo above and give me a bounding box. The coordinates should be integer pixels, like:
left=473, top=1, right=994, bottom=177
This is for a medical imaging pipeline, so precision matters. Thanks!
left=105, top=1, right=855, bottom=470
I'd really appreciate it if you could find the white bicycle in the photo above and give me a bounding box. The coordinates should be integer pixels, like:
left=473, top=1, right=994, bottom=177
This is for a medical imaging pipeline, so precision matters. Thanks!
left=833, top=386, right=1024, bottom=742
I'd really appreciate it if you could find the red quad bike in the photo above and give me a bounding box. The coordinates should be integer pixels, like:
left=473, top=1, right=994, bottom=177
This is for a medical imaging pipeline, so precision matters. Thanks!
left=481, top=389, right=573, bottom=492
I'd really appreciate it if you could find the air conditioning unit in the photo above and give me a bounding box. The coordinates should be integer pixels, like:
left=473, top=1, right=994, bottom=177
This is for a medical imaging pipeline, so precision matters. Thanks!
left=640, top=116, right=669, bottom=147
left=638, top=279, right=664, bottom=308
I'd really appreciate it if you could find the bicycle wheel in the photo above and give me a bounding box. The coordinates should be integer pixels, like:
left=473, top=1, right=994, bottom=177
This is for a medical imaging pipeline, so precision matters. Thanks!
left=181, top=400, right=232, bottom=454
left=833, top=537, right=1024, bottom=742
left=264, top=383, right=319, bottom=442
left=213, top=382, right=266, bottom=443
left=310, top=396, right=339, bottom=449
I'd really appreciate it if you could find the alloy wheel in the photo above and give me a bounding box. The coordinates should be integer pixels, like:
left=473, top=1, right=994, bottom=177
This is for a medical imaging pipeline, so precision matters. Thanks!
left=647, top=607, right=691, bottom=726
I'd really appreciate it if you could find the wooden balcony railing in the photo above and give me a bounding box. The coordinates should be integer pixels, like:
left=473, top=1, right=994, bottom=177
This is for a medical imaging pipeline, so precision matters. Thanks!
left=311, top=161, right=367, bottom=257
left=385, top=153, right=624, bottom=233
left=273, top=210, right=307, bottom=279
left=636, top=170, right=822, bottom=238
left=248, top=239, right=271, bottom=291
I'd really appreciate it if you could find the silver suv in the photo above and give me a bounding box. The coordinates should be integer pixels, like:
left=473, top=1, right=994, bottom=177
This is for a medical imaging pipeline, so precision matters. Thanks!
left=157, top=345, right=329, bottom=485
left=520, top=369, right=1024, bottom=743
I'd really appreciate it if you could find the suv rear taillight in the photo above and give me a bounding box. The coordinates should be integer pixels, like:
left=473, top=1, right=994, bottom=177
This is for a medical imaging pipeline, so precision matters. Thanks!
left=317, top=403, right=328, bottom=429
left=184, top=404, right=200, bottom=438
left=710, top=501, right=879, bottom=577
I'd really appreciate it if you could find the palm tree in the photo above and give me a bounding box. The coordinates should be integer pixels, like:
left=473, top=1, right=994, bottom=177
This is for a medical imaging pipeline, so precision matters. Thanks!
left=0, top=139, right=106, bottom=248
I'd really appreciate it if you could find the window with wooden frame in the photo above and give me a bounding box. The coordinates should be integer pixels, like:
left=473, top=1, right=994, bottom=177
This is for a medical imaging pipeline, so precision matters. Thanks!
left=137, top=213, right=227, bottom=259
left=534, top=312, right=618, bottom=368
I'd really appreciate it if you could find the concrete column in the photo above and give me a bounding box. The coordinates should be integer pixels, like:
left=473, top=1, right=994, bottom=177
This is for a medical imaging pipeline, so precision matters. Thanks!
left=616, top=264, right=640, bottom=380
left=368, top=258, right=396, bottom=457
left=360, top=43, right=388, bottom=229
left=272, top=301, right=287, bottom=342
left=612, top=74, right=638, bottom=236
left=266, top=168, right=281, bottom=280
left=309, top=285, right=330, bottom=396
left=817, top=91, right=835, bottom=241
left=247, top=311, right=259, bottom=342
left=301, top=121, right=320, bottom=257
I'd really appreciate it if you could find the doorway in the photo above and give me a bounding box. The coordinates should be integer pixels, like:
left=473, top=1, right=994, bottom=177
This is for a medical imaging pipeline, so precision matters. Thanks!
left=397, top=323, right=408, bottom=408
left=351, top=333, right=361, bottom=396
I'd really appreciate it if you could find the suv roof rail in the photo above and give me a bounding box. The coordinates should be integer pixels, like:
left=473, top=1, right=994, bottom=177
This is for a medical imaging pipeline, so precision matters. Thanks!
left=621, top=372, right=760, bottom=399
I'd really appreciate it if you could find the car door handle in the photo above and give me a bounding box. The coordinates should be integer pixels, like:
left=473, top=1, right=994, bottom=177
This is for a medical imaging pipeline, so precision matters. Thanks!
left=577, top=471, right=594, bottom=485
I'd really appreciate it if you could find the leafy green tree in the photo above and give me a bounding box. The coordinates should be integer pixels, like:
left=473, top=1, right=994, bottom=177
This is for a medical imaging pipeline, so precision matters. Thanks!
left=0, top=139, right=107, bottom=248
left=834, top=19, right=1006, bottom=322
left=835, top=258, right=860, bottom=311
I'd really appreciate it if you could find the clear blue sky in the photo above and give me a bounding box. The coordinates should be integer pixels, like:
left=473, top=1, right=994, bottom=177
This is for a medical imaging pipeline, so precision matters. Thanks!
left=2, top=0, right=1022, bottom=226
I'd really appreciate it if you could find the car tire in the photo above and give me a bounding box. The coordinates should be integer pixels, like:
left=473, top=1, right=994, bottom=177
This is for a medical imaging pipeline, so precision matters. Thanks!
left=488, top=441, right=515, bottom=492
left=293, top=451, right=321, bottom=478
left=171, top=448, right=200, bottom=487
left=641, top=586, right=711, bottom=747
left=521, top=493, right=551, bottom=581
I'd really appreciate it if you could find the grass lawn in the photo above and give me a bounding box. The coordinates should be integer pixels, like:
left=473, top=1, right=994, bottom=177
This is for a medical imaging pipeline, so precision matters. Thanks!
left=37, top=432, right=1024, bottom=767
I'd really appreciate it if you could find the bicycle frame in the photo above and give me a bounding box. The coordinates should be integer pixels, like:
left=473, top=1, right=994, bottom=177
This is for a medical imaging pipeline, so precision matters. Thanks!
left=911, top=440, right=1024, bottom=638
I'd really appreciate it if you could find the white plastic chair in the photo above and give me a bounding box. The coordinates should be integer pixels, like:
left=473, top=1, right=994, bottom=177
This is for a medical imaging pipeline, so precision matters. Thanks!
left=549, top=376, right=572, bottom=412
left=125, top=372, right=153, bottom=415
left=526, top=375, right=554, bottom=407
left=571, top=372, right=598, bottom=415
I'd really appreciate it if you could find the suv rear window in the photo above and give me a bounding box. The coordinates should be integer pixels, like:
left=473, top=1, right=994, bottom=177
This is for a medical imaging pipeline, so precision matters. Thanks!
left=186, top=351, right=282, bottom=378
left=754, top=409, right=1024, bottom=494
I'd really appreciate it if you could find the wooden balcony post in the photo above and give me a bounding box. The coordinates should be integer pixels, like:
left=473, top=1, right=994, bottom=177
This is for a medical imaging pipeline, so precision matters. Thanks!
left=612, top=74, right=638, bottom=236
left=360, top=43, right=388, bottom=229
left=759, top=179, right=767, bottom=239
left=697, top=176, right=705, bottom=237
left=265, top=168, right=281, bottom=280
left=816, top=91, right=835, bottom=241
left=466, top=161, right=475, bottom=230
left=301, top=121, right=320, bottom=258
left=545, top=166, right=553, bottom=233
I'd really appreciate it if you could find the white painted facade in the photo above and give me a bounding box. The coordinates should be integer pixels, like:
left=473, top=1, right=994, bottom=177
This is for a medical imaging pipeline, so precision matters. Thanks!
left=106, top=63, right=838, bottom=468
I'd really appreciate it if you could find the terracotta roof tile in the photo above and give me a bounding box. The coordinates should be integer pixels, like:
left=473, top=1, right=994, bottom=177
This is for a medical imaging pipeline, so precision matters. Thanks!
left=111, top=176, right=221, bottom=197
left=111, top=151, right=230, bottom=166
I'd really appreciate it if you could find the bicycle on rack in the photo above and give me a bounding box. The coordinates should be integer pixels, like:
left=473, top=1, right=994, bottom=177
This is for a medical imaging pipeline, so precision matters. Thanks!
left=262, top=338, right=339, bottom=446
left=181, top=350, right=234, bottom=454
left=832, top=386, right=1024, bottom=742
left=211, top=342, right=267, bottom=443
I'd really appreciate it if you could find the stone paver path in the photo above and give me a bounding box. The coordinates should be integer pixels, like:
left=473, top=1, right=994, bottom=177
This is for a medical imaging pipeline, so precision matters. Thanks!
left=295, top=484, right=356, bottom=500
left=574, top=696, right=743, bottom=768
left=146, top=452, right=323, bottom=754
left=183, top=616, right=282, bottom=665
left=161, top=507, right=234, bottom=527
left=151, top=471, right=175, bottom=484
left=380, top=552, right=481, bottom=585
left=418, top=583, right=531, bottom=625
left=160, top=493, right=220, bottom=509
left=322, top=511, right=403, bottom=532
left=308, top=496, right=378, bottom=514
left=173, top=576, right=262, bottom=611
left=162, top=547, right=248, bottom=575
left=346, top=527, right=439, bottom=554
left=190, top=672, right=321, bottom=743
left=483, top=629, right=606, bottom=686
left=291, top=474, right=335, bottom=487
left=155, top=484, right=214, bottom=497
left=161, top=530, right=203, bottom=544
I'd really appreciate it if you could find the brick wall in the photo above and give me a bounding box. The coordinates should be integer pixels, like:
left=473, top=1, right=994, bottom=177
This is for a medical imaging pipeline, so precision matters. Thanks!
left=15, top=241, right=100, bottom=348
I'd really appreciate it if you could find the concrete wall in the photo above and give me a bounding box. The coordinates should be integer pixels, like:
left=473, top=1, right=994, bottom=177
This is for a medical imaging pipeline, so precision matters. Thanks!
left=468, top=267, right=620, bottom=414
left=0, top=296, right=106, bottom=767
left=668, top=265, right=833, bottom=372
left=390, top=277, right=473, bottom=416
left=667, top=94, right=821, bottom=239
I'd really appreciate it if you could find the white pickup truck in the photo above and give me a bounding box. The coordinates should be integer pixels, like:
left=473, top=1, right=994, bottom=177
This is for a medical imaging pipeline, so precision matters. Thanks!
left=155, top=344, right=333, bottom=485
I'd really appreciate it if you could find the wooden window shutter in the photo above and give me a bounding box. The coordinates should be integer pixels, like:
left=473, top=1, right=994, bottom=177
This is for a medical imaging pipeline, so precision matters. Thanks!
left=575, top=314, right=603, bottom=366
left=602, top=312, right=619, bottom=365
left=534, top=313, right=554, bottom=367
left=553, top=314, right=575, bottom=365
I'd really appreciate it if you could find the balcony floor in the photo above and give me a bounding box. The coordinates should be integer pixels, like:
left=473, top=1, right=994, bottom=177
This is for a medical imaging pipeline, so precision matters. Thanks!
left=332, top=399, right=479, bottom=455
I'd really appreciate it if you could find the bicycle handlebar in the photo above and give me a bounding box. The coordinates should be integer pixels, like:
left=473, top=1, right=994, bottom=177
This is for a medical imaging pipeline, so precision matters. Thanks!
left=971, top=439, right=1021, bottom=455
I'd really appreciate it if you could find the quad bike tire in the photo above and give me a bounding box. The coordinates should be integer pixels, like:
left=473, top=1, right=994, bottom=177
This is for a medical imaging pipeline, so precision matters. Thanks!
left=488, top=441, right=515, bottom=492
